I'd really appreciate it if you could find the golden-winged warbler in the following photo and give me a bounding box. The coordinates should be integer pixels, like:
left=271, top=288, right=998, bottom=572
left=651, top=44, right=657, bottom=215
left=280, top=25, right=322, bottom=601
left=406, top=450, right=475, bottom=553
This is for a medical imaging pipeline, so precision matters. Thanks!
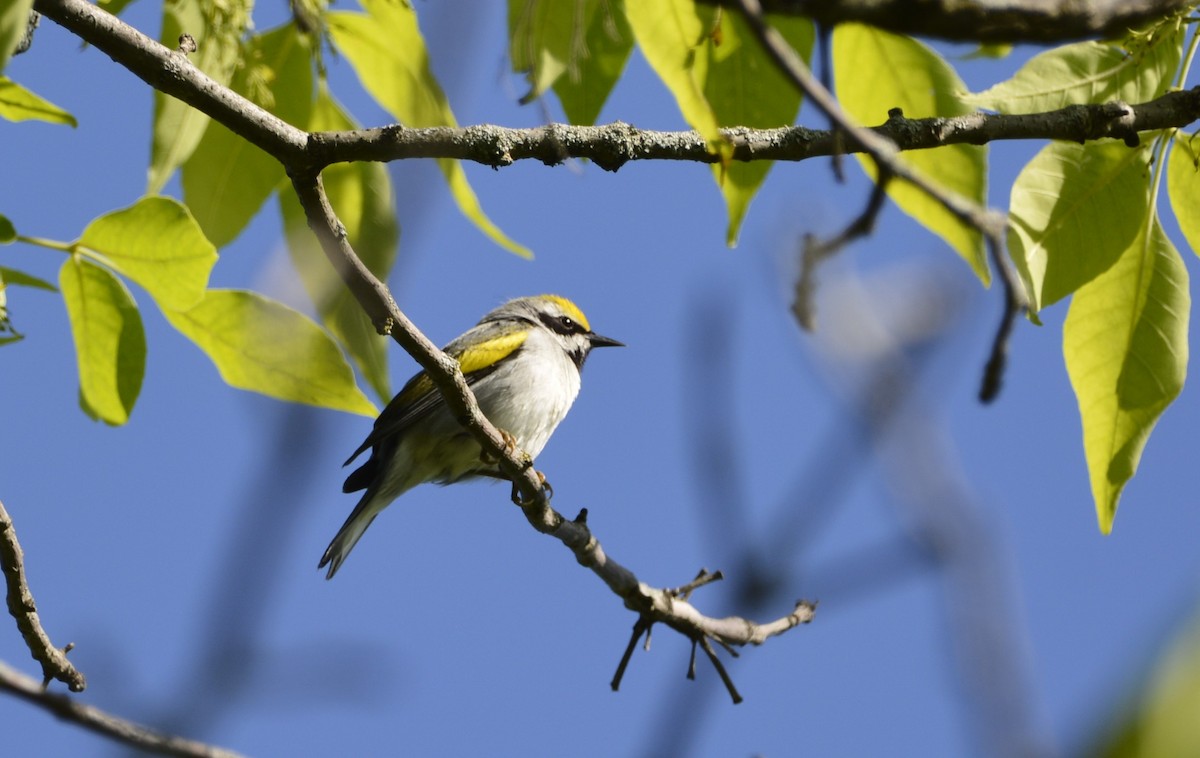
left=320, top=294, right=622, bottom=578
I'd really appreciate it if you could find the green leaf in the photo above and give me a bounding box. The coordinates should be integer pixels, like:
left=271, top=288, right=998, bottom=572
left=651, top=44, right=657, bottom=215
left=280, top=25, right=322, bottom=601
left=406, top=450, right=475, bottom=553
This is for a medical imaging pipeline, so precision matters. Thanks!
left=552, top=0, right=634, bottom=126
left=508, top=0, right=600, bottom=104
left=1008, top=141, right=1150, bottom=311
left=1092, top=610, right=1200, bottom=758
left=833, top=24, right=988, bottom=282
left=0, top=77, right=78, bottom=126
left=0, top=266, right=56, bottom=291
left=281, top=87, right=397, bottom=403
left=626, top=0, right=725, bottom=153
left=77, top=196, right=217, bottom=311
left=1167, top=132, right=1200, bottom=257
left=962, top=43, right=1013, bottom=60
left=182, top=24, right=314, bottom=248
left=328, top=1, right=531, bottom=258
left=59, top=256, right=146, bottom=425
left=97, top=0, right=140, bottom=17
left=147, top=0, right=249, bottom=194
left=0, top=213, right=14, bottom=243
left=703, top=10, right=812, bottom=246
left=1064, top=218, right=1188, bottom=533
left=0, top=0, right=34, bottom=72
left=162, top=289, right=377, bottom=416
left=961, top=34, right=1183, bottom=113
left=626, top=3, right=812, bottom=244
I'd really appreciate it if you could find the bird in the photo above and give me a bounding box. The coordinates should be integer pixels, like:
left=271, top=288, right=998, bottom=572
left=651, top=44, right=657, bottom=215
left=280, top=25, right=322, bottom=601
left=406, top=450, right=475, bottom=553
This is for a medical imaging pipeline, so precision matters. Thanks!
left=319, top=294, right=622, bottom=579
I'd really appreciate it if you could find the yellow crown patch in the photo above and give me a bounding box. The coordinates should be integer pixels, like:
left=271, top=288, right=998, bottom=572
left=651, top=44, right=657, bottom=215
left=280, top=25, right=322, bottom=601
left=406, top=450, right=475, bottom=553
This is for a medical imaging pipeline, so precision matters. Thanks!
left=538, top=294, right=590, bottom=331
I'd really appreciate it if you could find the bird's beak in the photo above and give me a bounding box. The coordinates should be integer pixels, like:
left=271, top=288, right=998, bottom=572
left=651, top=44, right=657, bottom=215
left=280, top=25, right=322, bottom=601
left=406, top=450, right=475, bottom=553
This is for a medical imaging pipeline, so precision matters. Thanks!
left=588, top=332, right=624, bottom=348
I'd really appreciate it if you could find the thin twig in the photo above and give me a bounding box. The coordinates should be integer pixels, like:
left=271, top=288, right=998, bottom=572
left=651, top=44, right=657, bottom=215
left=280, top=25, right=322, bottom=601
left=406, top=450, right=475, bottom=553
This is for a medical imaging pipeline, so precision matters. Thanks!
left=979, top=230, right=1027, bottom=402
left=0, top=661, right=242, bottom=758
left=0, top=499, right=85, bottom=693
left=700, top=0, right=1195, bottom=44
left=611, top=618, right=650, bottom=692
left=733, top=0, right=1028, bottom=399
left=793, top=166, right=892, bottom=330
left=698, top=637, right=743, bottom=704
left=669, top=568, right=724, bottom=601
left=735, top=0, right=991, bottom=230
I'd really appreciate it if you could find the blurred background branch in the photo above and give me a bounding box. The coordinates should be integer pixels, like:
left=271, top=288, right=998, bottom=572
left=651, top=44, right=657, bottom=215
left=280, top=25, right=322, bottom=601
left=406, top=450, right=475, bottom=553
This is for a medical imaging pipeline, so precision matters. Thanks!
left=643, top=264, right=1054, bottom=757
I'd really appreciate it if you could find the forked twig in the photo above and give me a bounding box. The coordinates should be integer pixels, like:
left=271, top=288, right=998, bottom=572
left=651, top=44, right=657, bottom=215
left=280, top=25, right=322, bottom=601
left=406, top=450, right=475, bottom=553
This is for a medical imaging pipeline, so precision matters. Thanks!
left=733, top=0, right=1028, bottom=399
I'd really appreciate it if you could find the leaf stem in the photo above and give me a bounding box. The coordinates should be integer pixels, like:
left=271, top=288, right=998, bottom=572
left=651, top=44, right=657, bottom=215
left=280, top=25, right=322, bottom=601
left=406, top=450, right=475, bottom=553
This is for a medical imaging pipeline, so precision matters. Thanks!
left=1148, top=22, right=1199, bottom=226
left=1174, top=19, right=1200, bottom=89
left=14, top=235, right=76, bottom=254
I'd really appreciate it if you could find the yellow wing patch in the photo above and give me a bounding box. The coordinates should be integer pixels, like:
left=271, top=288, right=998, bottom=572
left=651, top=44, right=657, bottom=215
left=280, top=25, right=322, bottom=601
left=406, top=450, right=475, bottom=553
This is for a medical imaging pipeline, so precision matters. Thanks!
left=455, top=329, right=529, bottom=374
left=394, top=373, right=434, bottom=408
left=538, top=294, right=590, bottom=331
left=390, top=330, right=528, bottom=409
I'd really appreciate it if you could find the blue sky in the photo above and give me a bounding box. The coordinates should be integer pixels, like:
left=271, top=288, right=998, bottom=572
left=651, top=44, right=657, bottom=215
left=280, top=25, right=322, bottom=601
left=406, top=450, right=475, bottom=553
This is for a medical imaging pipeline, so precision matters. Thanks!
left=4, top=3, right=1200, bottom=756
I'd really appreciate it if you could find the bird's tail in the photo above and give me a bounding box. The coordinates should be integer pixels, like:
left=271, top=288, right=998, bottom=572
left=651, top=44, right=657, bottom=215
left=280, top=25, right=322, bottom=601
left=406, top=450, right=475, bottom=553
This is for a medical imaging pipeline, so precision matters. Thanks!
left=319, top=493, right=380, bottom=580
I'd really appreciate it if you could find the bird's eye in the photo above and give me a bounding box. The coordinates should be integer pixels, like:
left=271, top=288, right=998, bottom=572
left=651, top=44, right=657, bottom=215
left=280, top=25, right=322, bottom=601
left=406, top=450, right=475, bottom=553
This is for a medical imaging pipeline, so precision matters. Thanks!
left=559, top=316, right=576, bottom=330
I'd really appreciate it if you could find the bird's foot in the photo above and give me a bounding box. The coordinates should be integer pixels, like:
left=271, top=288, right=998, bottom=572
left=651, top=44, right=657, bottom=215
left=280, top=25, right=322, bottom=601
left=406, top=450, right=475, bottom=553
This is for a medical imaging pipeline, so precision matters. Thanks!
left=511, top=470, right=552, bottom=506
left=475, top=429, right=518, bottom=465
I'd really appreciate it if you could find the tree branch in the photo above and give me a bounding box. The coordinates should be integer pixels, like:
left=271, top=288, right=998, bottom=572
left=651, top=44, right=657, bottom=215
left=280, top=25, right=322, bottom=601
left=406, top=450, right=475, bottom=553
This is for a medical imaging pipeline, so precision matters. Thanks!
left=0, top=660, right=242, bottom=758
left=700, top=0, right=1197, bottom=43
left=31, top=0, right=307, bottom=164
left=305, top=92, right=1200, bottom=169
left=34, top=0, right=1200, bottom=171
left=2, top=499, right=237, bottom=754
left=291, top=166, right=816, bottom=701
left=33, top=0, right=815, bottom=700
left=733, top=0, right=1007, bottom=245
left=0, top=499, right=85, bottom=693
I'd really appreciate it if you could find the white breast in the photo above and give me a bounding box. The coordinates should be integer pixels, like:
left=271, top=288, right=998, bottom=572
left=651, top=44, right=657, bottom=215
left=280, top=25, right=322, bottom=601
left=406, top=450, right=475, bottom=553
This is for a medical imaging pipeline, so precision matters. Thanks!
left=475, top=327, right=581, bottom=459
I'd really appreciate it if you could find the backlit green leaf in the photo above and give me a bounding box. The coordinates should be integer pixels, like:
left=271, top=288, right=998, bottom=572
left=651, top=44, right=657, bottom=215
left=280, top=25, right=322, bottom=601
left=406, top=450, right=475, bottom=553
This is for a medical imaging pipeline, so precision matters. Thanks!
left=703, top=10, right=812, bottom=246
left=1008, top=141, right=1150, bottom=311
left=163, top=289, right=377, bottom=416
left=627, top=3, right=811, bottom=244
left=182, top=24, right=313, bottom=248
left=60, top=256, right=146, bottom=425
left=1092, top=610, right=1200, bottom=757
left=509, top=0, right=600, bottom=104
left=0, top=0, right=34, bottom=73
left=626, top=0, right=724, bottom=152
left=0, top=266, right=55, bottom=291
left=0, top=213, right=14, bottom=243
left=97, top=0, right=139, bottom=17
left=1064, top=218, right=1188, bottom=533
left=961, top=32, right=1183, bottom=113
left=962, top=43, right=1013, bottom=60
left=1167, top=132, right=1200, bottom=257
left=281, top=87, right=396, bottom=403
left=328, top=1, right=530, bottom=258
left=77, top=196, right=217, bottom=311
left=0, top=77, right=77, bottom=126
left=147, top=0, right=249, bottom=194
left=833, top=24, right=988, bottom=282
left=552, top=0, right=634, bottom=126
